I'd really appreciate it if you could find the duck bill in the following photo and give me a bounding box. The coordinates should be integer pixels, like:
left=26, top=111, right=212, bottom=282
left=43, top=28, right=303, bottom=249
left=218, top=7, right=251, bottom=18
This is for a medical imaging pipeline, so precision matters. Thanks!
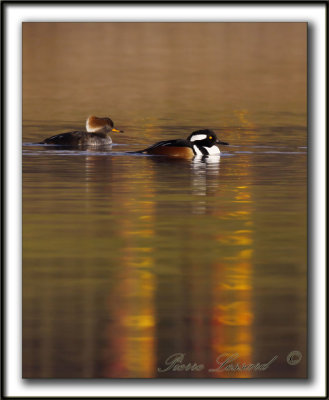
left=216, top=140, right=229, bottom=145
left=111, top=128, right=124, bottom=133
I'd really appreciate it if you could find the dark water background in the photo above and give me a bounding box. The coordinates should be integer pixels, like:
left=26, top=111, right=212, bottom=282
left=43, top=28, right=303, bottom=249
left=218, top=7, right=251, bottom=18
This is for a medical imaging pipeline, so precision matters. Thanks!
left=23, top=23, right=307, bottom=378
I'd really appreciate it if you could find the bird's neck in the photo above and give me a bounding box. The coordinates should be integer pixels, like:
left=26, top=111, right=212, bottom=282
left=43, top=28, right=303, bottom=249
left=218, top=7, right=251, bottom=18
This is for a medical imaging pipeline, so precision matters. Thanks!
left=93, top=127, right=111, bottom=136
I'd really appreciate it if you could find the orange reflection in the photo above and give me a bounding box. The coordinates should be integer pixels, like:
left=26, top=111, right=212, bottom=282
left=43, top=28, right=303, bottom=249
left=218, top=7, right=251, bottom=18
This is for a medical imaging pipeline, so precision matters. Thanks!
left=234, top=109, right=256, bottom=130
left=103, top=158, right=156, bottom=378
left=210, top=185, right=254, bottom=378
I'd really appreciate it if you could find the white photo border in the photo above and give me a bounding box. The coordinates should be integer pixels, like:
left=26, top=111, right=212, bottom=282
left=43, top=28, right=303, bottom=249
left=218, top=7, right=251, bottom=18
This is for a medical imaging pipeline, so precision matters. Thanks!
left=3, top=2, right=327, bottom=398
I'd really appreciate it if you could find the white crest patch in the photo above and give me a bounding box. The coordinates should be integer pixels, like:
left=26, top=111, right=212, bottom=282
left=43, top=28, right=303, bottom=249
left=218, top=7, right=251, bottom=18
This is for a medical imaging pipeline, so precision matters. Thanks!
left=190, top=134, right=207, bottom=142
left=86, top=120, right=98, bottom=132
left=204, top=146, right=221, bottom=155
left=193, top=145, right=203, bottom=155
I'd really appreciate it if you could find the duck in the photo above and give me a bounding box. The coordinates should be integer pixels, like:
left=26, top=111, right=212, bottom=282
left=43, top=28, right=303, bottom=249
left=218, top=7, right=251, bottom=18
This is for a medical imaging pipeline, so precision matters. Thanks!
left=39, top=116, right=123, bottom=146
left=135, top=129, right=229, bottom=157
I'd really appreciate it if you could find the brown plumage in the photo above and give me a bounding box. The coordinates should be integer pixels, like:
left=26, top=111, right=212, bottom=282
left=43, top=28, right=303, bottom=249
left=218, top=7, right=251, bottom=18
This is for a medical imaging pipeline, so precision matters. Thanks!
left=142, top=145, right=194, bottom=158
left=137, top=138, right=194, bottom=158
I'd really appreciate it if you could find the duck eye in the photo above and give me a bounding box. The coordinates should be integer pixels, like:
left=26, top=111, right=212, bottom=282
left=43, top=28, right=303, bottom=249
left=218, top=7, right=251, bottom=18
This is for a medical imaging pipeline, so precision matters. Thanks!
left=209, top=136, right=212, bottom=139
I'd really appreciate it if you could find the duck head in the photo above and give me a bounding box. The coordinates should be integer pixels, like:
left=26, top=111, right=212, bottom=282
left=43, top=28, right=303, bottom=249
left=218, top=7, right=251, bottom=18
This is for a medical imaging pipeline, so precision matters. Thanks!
left=187, top=129, right=229, bottom=155
left=86, top=116, right=124, bottom=134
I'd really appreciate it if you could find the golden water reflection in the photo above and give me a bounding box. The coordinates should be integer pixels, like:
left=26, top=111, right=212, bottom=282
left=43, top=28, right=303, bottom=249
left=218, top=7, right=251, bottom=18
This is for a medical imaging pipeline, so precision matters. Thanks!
left=104, top=162, right=156, bottom=378
left=23, top=146, right=306, bottom=378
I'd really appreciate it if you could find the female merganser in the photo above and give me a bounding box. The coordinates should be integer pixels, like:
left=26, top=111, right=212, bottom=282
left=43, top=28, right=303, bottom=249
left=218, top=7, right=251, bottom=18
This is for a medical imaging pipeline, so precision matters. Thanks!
left=40, top=116, right=123, bottom=146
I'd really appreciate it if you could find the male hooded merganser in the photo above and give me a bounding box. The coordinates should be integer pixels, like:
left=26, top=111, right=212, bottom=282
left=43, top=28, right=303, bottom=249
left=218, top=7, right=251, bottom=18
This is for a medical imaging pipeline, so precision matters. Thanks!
left=40, top=116, right=123, bottom=146
left=136, top=129, right=229, bottom=158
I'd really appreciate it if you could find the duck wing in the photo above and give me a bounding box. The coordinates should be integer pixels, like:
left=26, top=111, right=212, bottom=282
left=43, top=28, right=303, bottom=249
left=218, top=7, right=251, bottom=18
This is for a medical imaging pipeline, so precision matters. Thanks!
left=40, top=131, right=85, bottom=145
left=138, top=139, right=191, bottom=153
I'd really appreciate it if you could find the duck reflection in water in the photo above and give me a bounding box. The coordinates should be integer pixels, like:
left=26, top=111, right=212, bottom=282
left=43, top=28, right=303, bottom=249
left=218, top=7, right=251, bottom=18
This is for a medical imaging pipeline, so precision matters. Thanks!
left=135, top=153, right=222, bottom=216
left=191, top=155, right=221, bottom=215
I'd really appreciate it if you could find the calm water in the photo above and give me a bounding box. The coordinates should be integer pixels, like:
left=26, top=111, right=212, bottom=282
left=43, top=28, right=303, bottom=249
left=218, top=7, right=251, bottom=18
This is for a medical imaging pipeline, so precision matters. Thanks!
left=23, top=23, right=307, bottom=378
